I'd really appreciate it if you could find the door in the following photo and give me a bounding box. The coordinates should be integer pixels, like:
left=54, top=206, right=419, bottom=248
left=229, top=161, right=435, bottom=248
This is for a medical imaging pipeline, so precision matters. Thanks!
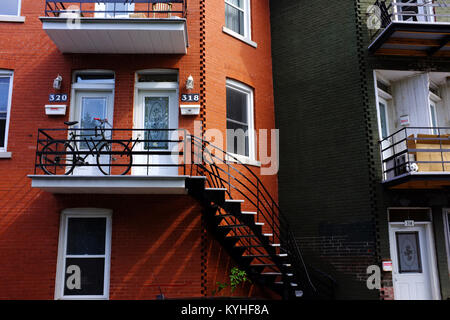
left=389, top=224, right=435, bottom=300
left=72, top=91, right=114, bottom=175
left=95, top=2, right=135, bottom=18
left=133, top=89, right=179, bottom=176
left=378, top=97, right=394, bottom=178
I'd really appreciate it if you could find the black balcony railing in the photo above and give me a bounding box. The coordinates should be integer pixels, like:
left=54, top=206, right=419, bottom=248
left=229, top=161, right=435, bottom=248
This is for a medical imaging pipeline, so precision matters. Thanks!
left=45, top=0, right=187, bottom=19
left=35, top=127, right=188, bottom=175
left=380, top=127, right=450, bottom=181
left=371, top=0, right=450, bottom=27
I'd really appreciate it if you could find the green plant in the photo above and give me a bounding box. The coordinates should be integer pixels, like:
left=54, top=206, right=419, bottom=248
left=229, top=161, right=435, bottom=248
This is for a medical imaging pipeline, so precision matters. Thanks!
left=212, top=267, right=251, bottom=295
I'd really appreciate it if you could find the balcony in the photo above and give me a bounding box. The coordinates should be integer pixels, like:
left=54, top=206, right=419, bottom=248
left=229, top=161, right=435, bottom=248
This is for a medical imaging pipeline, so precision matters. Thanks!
left=29, top=127, right=190, bottom=194
left=41, top=0, right=188, bottom=54
left=380, top=127, right=450, bottom=189
left=368, top=0, right=450, bottom=57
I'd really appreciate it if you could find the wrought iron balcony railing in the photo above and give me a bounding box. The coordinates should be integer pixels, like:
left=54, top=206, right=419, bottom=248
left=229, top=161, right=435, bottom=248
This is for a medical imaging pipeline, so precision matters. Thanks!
left=45, top=0, right=187, bottom=19
left=380, top=127, right=450, bottom=181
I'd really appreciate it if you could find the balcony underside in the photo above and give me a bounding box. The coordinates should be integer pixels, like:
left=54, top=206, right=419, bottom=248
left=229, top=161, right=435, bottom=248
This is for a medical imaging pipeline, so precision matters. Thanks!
left=40, top=17, right=188, bottom=54
left=383, top=172, right=450, bottom=189
left=369, top=22, right=450, bottom=57
left=29, top=175, right=189, bottom=194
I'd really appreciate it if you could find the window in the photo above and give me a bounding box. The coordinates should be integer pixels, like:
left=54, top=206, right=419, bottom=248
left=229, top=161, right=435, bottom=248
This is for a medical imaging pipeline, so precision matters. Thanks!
left=225, top=0, right=251, bottom=39
left=55, top=209, right=112, bottom=300
left=0, top=0, right=21, bottom=16
left=226, top=79, right=254, bottom=159
left=0, top=71, right=13, bottom=152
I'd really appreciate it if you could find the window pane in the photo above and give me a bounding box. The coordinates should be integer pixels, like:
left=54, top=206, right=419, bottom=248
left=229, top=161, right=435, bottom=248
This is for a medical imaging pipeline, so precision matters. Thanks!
left=0, top=77, right=10, bottom=149
left=64, top=258, right=105, bottom=296
left=396, top=232, right=422, bottom=273
left=227, top=0, right=243, bottom=9
left=227, top=88, right=248, bottom=123
left=0, top=77, right=11, bottom=113
left=227, top=121, right=249, bottom=157
left=225, top=4, right=244, bottom=35
left=66, top=218, right=106, bottom=255
left=0, top=0, right=19, bottom=16
left=0, top=118, right=5, bottom=148
left=379, top=102, right=388, bottom=139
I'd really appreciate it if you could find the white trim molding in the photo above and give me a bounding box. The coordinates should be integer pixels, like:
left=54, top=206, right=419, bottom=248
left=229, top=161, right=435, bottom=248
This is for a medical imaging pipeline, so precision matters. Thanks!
left=0, top=15, right=25, bottom=23
left=55, top=208, right=112, bottom=300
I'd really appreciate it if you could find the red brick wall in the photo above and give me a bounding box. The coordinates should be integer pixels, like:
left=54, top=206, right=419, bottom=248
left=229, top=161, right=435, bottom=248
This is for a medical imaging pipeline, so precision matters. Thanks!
left=0, top=0, right=279, bottom=299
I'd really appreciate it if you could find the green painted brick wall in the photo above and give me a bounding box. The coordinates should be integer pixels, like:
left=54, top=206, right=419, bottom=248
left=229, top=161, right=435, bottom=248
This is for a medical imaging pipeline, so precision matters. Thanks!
left=270, top=0, right=379, bottom=299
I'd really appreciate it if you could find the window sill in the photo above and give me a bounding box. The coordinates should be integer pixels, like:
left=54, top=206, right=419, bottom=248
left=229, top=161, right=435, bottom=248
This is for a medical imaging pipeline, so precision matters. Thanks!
left=222, top=27, right=257, bottom=48
left=0, top=15, right=25, bottom=23
left=225, top=153, right=261, bottom=167
left=0, top=152, right=12, bottom=159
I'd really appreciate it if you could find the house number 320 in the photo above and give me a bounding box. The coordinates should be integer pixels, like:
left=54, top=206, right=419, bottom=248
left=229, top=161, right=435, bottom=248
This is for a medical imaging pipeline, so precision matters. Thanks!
left=49, top=94, right=68, bottom=102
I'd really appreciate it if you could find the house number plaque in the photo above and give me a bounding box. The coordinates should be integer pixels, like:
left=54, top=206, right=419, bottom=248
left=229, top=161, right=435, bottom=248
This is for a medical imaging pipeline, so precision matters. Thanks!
left=49, top=94, right=68, bottom=102
left=181, top=93, right=200, bottom=102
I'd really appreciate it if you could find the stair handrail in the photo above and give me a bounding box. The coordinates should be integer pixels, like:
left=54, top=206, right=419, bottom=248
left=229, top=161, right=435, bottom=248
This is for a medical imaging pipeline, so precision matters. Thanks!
left=188, top=135, right=335, bottom=298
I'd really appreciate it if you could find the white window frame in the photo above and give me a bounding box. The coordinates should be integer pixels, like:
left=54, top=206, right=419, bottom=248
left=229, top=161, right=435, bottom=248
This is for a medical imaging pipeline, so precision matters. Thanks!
left=223, top=0, right=257, bottom=47
left=0, top=70, right=13, bottom=154
left=0, top=0, right=25, bottom=22
left=226, top=79, right=258, bottom=165
left=55, top=208, right=112, bottom=300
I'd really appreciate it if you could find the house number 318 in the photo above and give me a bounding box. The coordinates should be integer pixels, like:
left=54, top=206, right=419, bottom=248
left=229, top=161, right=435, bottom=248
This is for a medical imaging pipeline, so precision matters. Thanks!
left=181, top=94, right=200, bottom=102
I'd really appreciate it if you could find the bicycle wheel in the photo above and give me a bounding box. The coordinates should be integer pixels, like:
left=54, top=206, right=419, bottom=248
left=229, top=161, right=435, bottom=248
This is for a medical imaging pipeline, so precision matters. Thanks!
left=97, top=141, right=132, bottom=175
left=40, top=140, right=76, bottom=175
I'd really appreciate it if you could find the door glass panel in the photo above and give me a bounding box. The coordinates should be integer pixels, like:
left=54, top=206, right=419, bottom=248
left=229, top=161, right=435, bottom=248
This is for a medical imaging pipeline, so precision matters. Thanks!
left=396, top=232, right=423, bottom=273
left=105, top=3, right=134, bottom=17
left=430, top=103, right=438, bottom=135
left=144, top=97, right=169, bottom=150
left=80, top=97, right=107, bottom=149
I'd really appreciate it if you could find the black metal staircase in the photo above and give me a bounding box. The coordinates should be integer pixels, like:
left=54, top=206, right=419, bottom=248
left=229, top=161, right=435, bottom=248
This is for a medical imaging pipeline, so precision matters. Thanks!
left=186, top=136, right=336, bottom=300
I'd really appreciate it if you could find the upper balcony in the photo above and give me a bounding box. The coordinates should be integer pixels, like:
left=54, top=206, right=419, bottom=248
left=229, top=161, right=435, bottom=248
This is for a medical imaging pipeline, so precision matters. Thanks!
left=368, top=0, right=450, bottom=57
left=40, top=0, right=188, bottom=54
left=380, top=127, right=450, bottom=189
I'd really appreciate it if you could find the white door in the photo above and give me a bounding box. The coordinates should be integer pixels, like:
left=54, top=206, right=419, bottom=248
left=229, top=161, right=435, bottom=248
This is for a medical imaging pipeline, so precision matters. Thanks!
left=72, top=91, right=114, bottom=176
left=133, top=89, right=179, bottom=176
left=389, top=224, right=435, bottom=300
left=95, top=2, right=135, bottom=18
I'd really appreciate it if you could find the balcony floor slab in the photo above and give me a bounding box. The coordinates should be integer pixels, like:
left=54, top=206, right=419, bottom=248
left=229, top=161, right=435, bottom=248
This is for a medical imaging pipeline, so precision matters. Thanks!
left=29, top=175, right=189, bottom=194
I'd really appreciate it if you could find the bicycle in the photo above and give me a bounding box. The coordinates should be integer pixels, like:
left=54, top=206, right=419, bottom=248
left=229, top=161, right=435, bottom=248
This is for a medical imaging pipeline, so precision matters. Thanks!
left=39, top=118, right=133, bottom=175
